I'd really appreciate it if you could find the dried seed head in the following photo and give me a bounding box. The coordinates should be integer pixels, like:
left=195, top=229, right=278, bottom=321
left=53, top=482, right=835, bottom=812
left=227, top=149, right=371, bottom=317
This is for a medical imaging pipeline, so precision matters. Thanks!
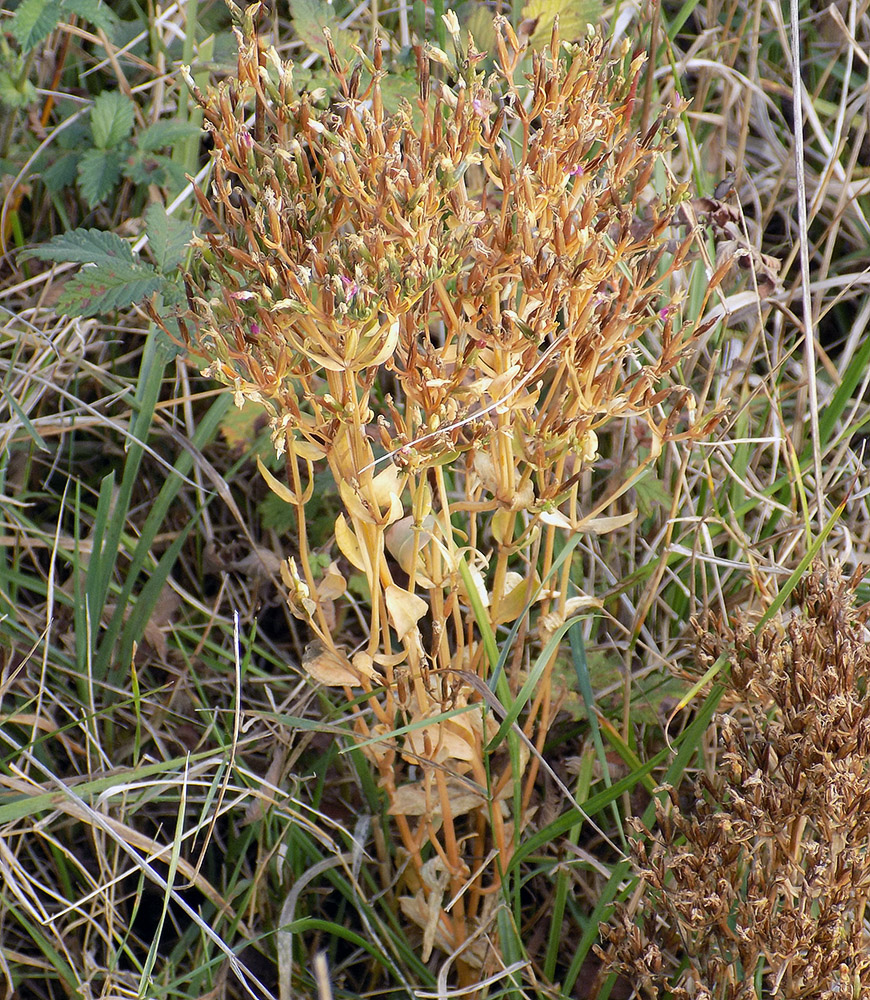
left=605, top=561, right=870, bottom=996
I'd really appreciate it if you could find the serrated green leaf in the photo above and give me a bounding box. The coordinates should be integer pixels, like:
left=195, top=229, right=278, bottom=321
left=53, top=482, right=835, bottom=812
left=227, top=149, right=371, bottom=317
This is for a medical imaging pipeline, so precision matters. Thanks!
left=21, top=227, right=134, bottom=267
left=56, top=264, right=163, bottom=317
left=41, top=151, right=81, bottom=192
left=521, top=0, right=601, bottom=45
left=137, top=120, right=203, bottom=153
left=9, top=0, right=115, bottom=51
left=62, top=0, right=116, bottom=33
left=8, top=0, right=57, bottom=51
left=90, top=91, right=135, bottom=149
left=144, top=203, right=193, bottom=273
left=77, top=147, right=122, bottom=207
left=288, top=0, right=358, bottom=64
left=0, top=69, right=38, bottom=111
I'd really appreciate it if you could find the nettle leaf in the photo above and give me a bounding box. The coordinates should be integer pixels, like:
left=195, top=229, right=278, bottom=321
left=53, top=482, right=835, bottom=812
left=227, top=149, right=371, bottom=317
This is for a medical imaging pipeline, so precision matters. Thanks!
left=288, top=0, right=358, bottom=63
left=77, top=148, right=123, bottom=207
left=8, top=0, right=59, bottom=50
left=90, top=91, right=135, bottom=149
left=62, top=0, right=116, bottom=34
left=42, top=151, right=81, bottom=192
left=0, top=69, right=38, bottom=110
left=137, top=120, right=202, bottom=153
left=23, top=226, right=167, bottom=317
left=21, top=227, right=135, bottom=267
left=10, top=0, right=116, bottom=52
left=144, top=203, right=193, bottom=273
left=56, top=263, right=163, bottom=317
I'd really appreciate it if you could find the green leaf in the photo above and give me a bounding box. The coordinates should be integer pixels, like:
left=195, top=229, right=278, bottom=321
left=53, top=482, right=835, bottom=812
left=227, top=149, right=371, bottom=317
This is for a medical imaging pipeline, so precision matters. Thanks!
left=77, top=147, right=122, bottom=207
left=21, top=227, right=135, bottom=267
left=90, top=91, right=135, bottom=149
left=144, top=203, right=193, bottom=273
left=521, top=0, right=602, bottom=45
left=62, top=0, right=116, bottom=33
left=464, top=2, right=498, bottom=57
left=41, top=151, right=81, bottom=192
left=8, top=0, right=57, bottom=51
left=137, top=119, right=203, bottom=152
left=9, top=0, right=116, bottom=52
left=56, top=263, right=163, bottom=317
left=288, top=0, right=358, bottom=64
left=124, top=151, right=187, bottom=190
left=0, top=70, right=37, bottom=111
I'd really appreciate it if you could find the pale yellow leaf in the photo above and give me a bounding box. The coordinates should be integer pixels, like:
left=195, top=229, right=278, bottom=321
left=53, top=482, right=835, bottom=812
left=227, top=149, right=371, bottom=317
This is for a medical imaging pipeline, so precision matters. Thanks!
left=385, top=515, right=437, bottom=587
left=389, top=778, right=485, bottom=818
left=338, top=478, right=376, bottom=523
left=510, top=478, right=536, bottom=510
left=459, top=561, right=490, bottom=609
left=471, top=451, right=499, bottom=493
left=385, top=584, right=428, bottom=641
left=335, top=514, right=366, bottom=570
left=577, top=511, right=637, bottom=534
left=290, top=437, right=326, bottom=462
left=491, top=570, right=538, bottom=625
left=302, top=642, right=361, bottom=687
left=257, top=455, right=299, bottom=505
left=538, top=508, right=574, bottom=530
left=318, top=560, right=347, bottom=601
left=371, top=462, right=405, bottom=508
left=359, top=316, right=400, bottom=368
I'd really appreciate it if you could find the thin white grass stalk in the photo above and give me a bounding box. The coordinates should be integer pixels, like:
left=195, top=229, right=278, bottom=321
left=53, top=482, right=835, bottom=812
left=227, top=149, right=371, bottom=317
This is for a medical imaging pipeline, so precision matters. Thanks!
left=807, top=0, right=857, bottom=223
left=1, top=362, right=203, bottom=489
left=788, top=0, right=824, bottom=529
left=435, top=954, right=529, bottom=1000
left=139, top=760, right=189, bottom=990
left=397, top=0, right=410, bottom=46
left=30, top=482, right=69, bottom=756
left=193, top=610, right=243, bottom=875
left=735, top=0, right=764, bottom=182
left=0, top=728, right=277, bottom=1000
left=314, top=952, right=335, bottom=1000
left=411, top=961, right=528, bottom=999
left=82, top=2, right=184, bottom=78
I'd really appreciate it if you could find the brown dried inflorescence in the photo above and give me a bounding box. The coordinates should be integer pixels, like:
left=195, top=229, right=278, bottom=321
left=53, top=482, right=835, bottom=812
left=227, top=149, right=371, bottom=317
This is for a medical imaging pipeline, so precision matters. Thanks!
left=602, top=562, right=870, bottom=999
left=183, top=2, right=717, bottom=977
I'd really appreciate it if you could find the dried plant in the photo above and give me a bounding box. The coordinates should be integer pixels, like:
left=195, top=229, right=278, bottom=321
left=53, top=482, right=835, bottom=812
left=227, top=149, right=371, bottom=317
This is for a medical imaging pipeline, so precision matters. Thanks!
left=180, top=2, right=718, bottom=979
left=601, top=561, right=870, bottom=999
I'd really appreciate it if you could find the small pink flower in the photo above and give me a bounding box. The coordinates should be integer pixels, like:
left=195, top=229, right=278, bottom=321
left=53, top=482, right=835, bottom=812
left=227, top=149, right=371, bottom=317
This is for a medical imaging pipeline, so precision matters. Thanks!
left=340, top=275, right=360, bottom=298
left=230, top=290, right=255, bottom=300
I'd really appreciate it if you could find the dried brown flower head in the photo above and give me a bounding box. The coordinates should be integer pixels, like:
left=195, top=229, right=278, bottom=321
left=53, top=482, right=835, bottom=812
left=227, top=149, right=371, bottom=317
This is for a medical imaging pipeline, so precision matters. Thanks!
left=602, top=562, right=870, bottom=1000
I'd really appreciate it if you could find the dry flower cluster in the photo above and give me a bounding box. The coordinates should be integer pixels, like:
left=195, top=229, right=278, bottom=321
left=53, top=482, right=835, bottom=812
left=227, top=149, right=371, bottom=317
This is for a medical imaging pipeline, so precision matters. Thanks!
left=181, top=2, right=718, bottom=980
left=601, top=561, right=870, bottom=999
